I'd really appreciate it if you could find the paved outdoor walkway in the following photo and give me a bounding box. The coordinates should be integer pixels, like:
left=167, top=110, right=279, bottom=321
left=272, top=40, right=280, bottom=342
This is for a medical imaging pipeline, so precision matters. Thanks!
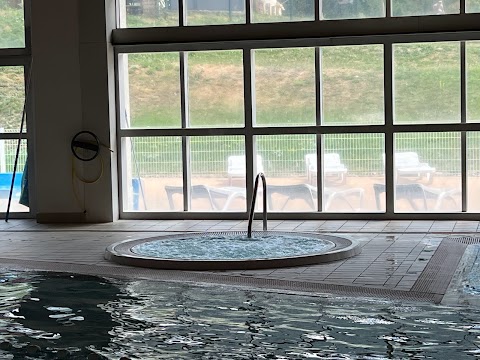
left=0, top=219, right=478, bottom=304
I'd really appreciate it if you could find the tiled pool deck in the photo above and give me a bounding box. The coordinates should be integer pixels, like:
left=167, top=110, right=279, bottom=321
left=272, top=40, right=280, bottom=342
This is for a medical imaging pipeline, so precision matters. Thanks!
left=1, top=219, right=479, bottom=304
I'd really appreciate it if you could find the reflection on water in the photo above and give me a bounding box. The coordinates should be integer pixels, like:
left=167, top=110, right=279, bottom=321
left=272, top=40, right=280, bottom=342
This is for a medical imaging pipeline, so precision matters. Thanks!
left=0, top=271, right=118, bottom=359
left=1, top=270, right=480, bottom=359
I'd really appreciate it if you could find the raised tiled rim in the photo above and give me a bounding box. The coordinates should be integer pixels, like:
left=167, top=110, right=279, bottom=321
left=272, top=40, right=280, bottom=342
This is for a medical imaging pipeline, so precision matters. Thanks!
left=0, top=259, right=441, bottom=303
left=105, top=231, right=362, bottom=270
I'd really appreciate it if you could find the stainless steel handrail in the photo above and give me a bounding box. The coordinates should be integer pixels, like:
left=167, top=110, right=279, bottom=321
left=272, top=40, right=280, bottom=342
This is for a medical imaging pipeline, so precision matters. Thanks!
left=247, top=172, right=267, bottom=238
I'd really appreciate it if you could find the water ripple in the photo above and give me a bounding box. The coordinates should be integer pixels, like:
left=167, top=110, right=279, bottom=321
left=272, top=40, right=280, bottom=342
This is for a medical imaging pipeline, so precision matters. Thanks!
left=1, top=271, right=480, bottom=359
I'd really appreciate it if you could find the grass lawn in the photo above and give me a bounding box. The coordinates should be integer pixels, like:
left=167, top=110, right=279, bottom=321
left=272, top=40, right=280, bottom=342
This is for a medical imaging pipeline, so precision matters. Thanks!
left=125, top=42, right=480, bottom=128
left=0, top=6, right=24, bottom=49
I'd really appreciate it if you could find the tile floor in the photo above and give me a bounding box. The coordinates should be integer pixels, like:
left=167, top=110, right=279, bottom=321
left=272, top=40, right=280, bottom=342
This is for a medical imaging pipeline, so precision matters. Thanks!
left=0, top=219, right=478, bottom=303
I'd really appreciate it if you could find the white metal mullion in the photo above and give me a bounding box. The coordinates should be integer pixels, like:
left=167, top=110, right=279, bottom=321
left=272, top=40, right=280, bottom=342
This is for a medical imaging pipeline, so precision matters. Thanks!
left=315, top=47, right=323, bottom=212
left=180, top=51, right=190, bottom=211
left=244, top=47, right=254, bottom=216
left=384, top=41, right=395, bottom=215
left=461, top=40, right=467, bottom=212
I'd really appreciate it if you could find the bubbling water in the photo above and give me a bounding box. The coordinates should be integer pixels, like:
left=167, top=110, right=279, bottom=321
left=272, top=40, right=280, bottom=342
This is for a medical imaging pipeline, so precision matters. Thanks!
left=131, top=233, right=336, bottom=260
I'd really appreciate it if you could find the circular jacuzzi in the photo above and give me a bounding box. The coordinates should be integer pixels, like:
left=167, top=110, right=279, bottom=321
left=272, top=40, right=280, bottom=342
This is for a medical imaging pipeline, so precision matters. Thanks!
left=105, top=232, right=361, bottom=270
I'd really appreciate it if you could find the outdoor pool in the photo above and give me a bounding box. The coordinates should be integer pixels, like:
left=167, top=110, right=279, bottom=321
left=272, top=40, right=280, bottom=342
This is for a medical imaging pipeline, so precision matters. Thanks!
left=1, top=269, right=480, bottom=359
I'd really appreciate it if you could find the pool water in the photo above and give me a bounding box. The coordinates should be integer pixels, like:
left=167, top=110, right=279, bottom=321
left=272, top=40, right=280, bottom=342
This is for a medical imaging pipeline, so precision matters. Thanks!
left=131, top=233, right=336, bottom=260
left=1, top=270, right=480, bottom=359
left=464, top=244, right=480, bottom=296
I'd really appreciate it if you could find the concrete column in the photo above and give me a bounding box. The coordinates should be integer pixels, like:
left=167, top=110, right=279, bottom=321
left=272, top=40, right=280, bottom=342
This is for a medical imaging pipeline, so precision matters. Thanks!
left=31, top=0, right=118, bottom=222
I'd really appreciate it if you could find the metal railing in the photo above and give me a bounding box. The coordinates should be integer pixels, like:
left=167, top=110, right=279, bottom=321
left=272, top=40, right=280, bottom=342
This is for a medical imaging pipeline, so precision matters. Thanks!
left=247, top=172, right=267, bottom=238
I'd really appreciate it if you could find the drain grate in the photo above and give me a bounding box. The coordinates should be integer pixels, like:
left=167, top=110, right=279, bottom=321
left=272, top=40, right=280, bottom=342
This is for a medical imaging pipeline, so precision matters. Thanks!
left=411, top=237, right=468, bottom=296
left=445, top=236, right=480, bottom=245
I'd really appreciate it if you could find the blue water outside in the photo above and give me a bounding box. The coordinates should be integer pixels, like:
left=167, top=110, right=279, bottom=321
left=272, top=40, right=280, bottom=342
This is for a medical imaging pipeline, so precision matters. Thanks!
left=131, top=233, right=336, bottom=260
left=1, top=270, right=480, bottom=359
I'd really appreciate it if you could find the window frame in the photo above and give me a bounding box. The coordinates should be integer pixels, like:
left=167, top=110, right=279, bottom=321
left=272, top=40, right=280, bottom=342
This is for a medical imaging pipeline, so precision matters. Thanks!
left=114, top=5, right=480, bottom=220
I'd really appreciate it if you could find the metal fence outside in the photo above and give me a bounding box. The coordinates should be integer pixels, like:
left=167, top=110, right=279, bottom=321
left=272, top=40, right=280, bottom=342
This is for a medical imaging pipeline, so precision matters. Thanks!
left=0, top=129, right=27, bottom=173
left=130, top=132, right=478, bottom=178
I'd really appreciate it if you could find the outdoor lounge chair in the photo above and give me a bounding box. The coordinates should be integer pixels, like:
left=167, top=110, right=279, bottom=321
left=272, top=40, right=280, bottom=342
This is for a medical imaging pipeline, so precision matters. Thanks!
left=266, top=183, right=364, bottom=211
left=305, top=153, right=348, bottom=184
left=165, top=185, right=246, bottom=211
left=165, top=185, right=217, bottom=211
left=373, top=183, right=460, bottom=211
left=387, top=152, right=436, bottom=184
left=227, top=155, right=264, bottom=185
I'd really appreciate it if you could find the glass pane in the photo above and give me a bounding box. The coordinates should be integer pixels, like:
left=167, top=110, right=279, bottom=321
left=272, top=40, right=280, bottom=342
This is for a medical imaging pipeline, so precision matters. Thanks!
left=468, top=132, right=480, bottom=212
left=122, top=53, right=181, bottom=129
left=0, top=139, right=28, bottom=213
left=321, top=0, right=385, bottom=20
left=190, top=136, right=246, bottom=212
left=120, top=0, right=179, bottom=28
left=322, top=45, right=384, bottom=126
left=123, top=137, right=182, bottom=211
left=188, top=50, right=244, bottom=128
left=187, top=0, right=245, bottom=25
left=256, top=134, right=316, bottom=212
left=323, top=134, right=384, bottom=212
left=392, top=0, right=459, bottom=16
left=467, top=42, right=480, bottom=122
left=394, top=132, right=461, bottom=213
left=0, top=66, right=25, bottom=133
left=0, top=0, right=24, bottom=48
left=254, top=48, right=315, bottom=126
left=252, top=0, right=314, bottom=23
left=394, top=42, right=460, bottom=124
left=467, top=0, right=480, bottom=12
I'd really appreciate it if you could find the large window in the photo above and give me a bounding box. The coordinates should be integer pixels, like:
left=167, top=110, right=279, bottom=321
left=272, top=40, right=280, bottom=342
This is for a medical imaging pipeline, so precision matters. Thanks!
left=0, top=0, right=30, bottom=216
left=394, top=42, right=460, bottom=124
left=0, top=0, right=25, bottom=49
left=254, top=48, right=315, bottom=127
left=115, top=0, right=480, bottom=219
left=321, top=45, right=384, bottom=126
left=392, top=0, right=459, bottom=16
left=117, top=0, right=480, bottom=28
left=0, top=67, right=29, bottom=213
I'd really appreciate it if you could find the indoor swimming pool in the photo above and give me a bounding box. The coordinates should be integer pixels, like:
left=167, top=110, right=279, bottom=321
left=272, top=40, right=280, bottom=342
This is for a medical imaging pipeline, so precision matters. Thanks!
left=1, top=269, right=480, bottom=359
